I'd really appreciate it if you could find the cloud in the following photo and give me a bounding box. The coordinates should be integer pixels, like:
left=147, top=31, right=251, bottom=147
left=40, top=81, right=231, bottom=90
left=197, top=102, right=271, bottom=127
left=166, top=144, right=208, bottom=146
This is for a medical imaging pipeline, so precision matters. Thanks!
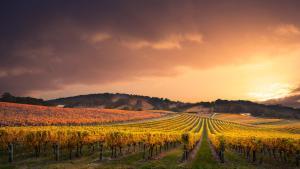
left=122, top=33, right=203, bottom=49
left=291, top=86, right=300, bottom=94
left=293, top=87, right=300, bottom=93
left=265, top=94, right=300, bottom=108
left=1, top=0, right=300, bottom=98
left=0, top=71, right=7, bottom=78
left=273, top=24, right=300, bottom=36
left=123, top=39, right=181, bottom=50
left=263, top=85, right=300, bottom=108
left=85, top=32, right=111, bottom=43
left=3, top=68, right=42, bottom=76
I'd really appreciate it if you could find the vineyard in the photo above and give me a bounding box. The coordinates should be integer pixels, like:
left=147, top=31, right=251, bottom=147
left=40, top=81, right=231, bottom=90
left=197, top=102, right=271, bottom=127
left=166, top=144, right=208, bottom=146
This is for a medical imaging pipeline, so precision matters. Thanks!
left=0, top=113, right=300, bottom=169
left=215, top=113, right=300, bottom=134
left=0, top=102, right=170, bottom=126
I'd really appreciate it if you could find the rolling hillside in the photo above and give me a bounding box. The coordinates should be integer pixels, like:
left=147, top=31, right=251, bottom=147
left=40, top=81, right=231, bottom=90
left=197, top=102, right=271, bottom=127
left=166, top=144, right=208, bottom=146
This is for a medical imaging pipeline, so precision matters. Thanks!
left=1, top=92, right=300, bottom=119
left=47, top=93, right=185, bottom=110
left=48, top=94, right=300, bottom=119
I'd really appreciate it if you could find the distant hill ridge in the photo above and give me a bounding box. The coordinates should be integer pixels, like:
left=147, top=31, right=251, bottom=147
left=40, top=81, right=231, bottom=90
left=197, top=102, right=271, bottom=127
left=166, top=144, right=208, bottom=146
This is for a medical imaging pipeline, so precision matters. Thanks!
left=1, top=92, right=300, bottom=119
left=48, top=93, right=185, bottom=111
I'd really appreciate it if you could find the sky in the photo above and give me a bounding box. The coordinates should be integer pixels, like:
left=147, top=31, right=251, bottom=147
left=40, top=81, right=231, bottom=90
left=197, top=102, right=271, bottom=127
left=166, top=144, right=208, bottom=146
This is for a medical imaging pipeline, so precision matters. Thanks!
left=1, top=0, right=300, bottom=102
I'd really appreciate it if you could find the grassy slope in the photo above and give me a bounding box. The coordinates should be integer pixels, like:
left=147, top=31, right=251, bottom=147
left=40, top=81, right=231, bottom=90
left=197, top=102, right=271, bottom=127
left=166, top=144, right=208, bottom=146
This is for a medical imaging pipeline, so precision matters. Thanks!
left=189, top=133, right=220, bottom=169
left=188, top=133, right=257, bottom=169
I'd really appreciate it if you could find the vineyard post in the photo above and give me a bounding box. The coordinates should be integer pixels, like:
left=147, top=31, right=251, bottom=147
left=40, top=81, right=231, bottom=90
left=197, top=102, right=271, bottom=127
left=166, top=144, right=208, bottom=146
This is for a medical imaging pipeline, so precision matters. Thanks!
left=143, top=144, right=146, bottom=160
left=99, top=144, right=103, bottom=160
left=34, top=145, right=39, bottom=158
left=133, top=143, right=136, bottom=152
left=8, top=142, right=13, bottom=163
left=114, top=146, right=117, bottom=158
left=272, top=149, right=277, bottom=160
left=92, top=143, right=95, bottom=152
left=69, top=147, right=72, bottom=160
left=267, top=148, right=272, bottom=158
left=296, top=150, right=300, bottom=167
left=119, top=146, right=122, bottom=156
left=127, top=144, right=130, bottom=154
left=246, top=147, right=250, bottom=160
left=148, top=146, right=151, bottom=159
left=182, top=134, right=188, bottom=161
left=252, top=150, right=256, bottom=162
left=55, top=143, right=60, bottom=161
left=279, top=150, right=283, bottom=162
left=159, top=144, right=162, bottom=153
left=259, top=148, right=264, bottom=164
left=182, top=144, right=188, bottom=161
left=149, top=145, right=154, bottom=159
left=219, top=137, right=225, bottom=163
left=219, top=150, right=224, bottom=163
left=43, top=141, right=48, bottom=155
left=111, top=146, right=113, bottom=158
left=283, top=150, right=287, bottom=163
left=79, top=143, right=83, bottom=156
left=76, top=143, right=79, bottom=157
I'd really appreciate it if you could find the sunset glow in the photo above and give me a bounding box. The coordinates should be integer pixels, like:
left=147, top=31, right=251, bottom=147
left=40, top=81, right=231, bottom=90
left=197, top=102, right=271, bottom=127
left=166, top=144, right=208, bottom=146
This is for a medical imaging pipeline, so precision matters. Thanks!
left=1, top=0, right=300, bottom=103
left=248, top=83, right=293, bottom=101
left=2, top=2, right=300, bottom=169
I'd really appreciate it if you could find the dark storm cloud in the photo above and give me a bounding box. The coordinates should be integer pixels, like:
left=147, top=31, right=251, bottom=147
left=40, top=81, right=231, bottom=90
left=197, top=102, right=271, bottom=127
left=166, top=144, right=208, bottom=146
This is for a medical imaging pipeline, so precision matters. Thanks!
left=1, top=0, right=300, bottom=96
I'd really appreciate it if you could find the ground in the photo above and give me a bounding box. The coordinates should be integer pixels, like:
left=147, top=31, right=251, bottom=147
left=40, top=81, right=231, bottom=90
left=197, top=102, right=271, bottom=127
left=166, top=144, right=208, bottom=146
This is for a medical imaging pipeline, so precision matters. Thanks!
left=1, top=113, right=299, bottom=169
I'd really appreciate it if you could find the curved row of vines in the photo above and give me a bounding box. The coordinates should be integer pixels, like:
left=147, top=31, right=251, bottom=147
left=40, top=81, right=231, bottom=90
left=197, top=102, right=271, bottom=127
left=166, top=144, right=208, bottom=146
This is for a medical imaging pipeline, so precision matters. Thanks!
left=2, top=113, right=299, bottom=168
left=0, top=113, right=204, bottom=163
left=207, top=118, right=300, bottom=167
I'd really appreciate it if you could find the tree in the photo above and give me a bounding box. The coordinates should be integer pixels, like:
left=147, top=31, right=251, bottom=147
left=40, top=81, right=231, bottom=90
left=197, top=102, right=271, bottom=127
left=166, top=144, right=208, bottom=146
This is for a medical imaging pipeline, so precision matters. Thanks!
left=1, top=92, right=15, bottom=102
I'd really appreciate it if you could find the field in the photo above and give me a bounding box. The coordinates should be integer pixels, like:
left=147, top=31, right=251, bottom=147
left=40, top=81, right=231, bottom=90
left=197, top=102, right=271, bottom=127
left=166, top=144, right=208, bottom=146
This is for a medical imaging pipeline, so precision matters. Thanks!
left=214, top=113, right=300, bottom=134
left=0, top=102, right=171, bottom=126
left=1, top=110, right=300, bottom=169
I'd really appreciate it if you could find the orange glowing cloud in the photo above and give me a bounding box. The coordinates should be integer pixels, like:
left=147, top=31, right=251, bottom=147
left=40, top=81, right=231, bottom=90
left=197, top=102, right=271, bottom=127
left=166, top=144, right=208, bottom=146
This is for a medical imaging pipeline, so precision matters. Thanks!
left=121, top=33, right=203, bottom=49
left=273, top=24, right=300, bottom=36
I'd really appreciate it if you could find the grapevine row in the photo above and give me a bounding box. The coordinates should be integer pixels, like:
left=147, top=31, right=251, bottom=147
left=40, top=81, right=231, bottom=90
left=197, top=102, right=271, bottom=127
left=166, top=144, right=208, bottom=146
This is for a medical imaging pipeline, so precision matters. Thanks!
left=207, top=118, right=300, bottom=166
left=0, top=113, right=204, bottom=163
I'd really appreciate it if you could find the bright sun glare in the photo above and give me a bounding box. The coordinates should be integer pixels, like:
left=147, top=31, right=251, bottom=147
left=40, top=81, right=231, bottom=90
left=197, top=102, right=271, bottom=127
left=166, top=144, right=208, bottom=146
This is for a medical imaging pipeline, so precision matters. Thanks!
left=248, top=83, right=292, bottom=101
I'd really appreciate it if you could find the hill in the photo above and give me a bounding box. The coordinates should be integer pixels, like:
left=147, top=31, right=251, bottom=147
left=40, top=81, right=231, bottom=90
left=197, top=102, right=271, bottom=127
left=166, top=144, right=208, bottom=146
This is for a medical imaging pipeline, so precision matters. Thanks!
left=213, top=99, right=300, bottom=119
left=1, top=92, right=300, bottom=119
left=47, top=93, right=186, bottom=111
left=48, top=93, right=300, bottom=119
left=0, top=92, right=50, bottom=106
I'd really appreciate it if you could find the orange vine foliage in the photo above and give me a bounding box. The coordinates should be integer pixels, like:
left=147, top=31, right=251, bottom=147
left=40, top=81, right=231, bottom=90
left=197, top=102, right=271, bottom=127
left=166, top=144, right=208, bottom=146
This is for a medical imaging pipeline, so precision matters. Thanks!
left=0, top=102, right=167, bottom=126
